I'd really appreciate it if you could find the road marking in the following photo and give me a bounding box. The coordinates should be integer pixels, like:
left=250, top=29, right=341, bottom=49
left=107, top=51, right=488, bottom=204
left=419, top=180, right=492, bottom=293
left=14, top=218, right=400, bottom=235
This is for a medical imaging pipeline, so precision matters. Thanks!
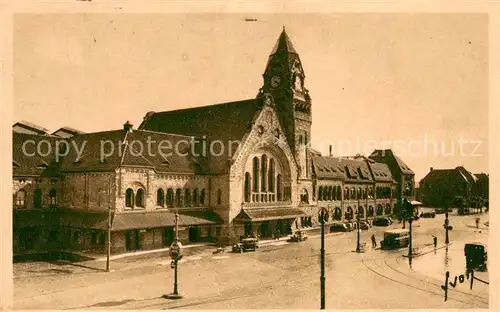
left=211, top=255, right=230, bottom=260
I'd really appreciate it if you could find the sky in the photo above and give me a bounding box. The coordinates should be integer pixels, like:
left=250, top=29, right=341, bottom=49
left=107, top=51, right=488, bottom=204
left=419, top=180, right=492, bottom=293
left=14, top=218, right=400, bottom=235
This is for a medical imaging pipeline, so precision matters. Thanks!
left=13, top=13, right=488, bottom=182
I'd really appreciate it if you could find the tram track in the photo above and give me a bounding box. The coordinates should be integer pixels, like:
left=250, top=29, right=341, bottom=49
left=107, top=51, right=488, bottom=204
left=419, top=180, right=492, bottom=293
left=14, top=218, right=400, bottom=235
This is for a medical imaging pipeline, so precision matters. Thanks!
left=361, top=256, right=488, bottom=308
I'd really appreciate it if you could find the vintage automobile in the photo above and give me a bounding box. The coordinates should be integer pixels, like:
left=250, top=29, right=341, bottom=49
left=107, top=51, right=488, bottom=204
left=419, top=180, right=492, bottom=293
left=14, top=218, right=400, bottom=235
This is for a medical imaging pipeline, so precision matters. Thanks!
left=232, top=237, right=259, bottom=253
left=330, top=223, right=350, bottom=232
left=420, top=211, right=436, bottom=218
left=288, top=230, right=309, bottom=242
left=373, top=217, right=391, bottom=227
left=435, top=208, right=446, bottom=214
left=358, top=221, right=371, bottom=230
left=464, top=242, right=487, bottom=271
left=380, top=229, right=410, bottom=250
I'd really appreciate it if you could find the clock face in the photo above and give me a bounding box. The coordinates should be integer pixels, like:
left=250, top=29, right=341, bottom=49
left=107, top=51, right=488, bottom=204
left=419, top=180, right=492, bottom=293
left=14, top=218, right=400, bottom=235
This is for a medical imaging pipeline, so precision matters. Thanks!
left=271, top=76, right=281, bottom=88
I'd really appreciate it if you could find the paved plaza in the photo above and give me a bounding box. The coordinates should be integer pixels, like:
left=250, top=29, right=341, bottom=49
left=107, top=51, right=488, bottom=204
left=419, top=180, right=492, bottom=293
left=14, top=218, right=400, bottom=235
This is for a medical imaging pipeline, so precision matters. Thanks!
left=13, top=212, right=489, bottom=309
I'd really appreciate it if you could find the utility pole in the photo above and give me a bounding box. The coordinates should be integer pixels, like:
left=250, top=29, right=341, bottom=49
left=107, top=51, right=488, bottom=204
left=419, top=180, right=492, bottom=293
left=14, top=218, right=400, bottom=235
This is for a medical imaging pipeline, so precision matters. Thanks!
left=320, top=207, right=326, bottom=310
left=106, top=179, right=112, bottom=272
left=444, top=211, right=450, bottom=244
left=356, top=196, right=361, bottom=253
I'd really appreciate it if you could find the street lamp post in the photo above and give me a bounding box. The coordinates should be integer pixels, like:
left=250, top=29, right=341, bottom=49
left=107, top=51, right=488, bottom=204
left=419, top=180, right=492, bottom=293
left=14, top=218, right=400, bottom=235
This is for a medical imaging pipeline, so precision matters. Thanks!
left=320, top=207, right=327, bottom=310
left=356, top=197, right=361, bottom=253
left=106, top=180, right=113, bottom=272
left=444, top=211, right=450, bottom=244
left=164, top=211, right=183, bottom=300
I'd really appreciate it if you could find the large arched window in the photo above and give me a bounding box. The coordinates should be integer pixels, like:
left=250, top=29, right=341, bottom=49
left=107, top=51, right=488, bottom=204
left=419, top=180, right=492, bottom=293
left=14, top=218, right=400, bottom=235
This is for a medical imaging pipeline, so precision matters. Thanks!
left=337, top=186, right=342, bottom=200
left=368, top=206, right=374, bottom=217
left=345, top=188, right=349, bottom=200
left=333, top=207, right=342, bottom=220
left=329, top=186, right=334, bottom=200
left=318, top=186, right=323, bottom=201
left=377, top=205, right=383, bottom=216
left=193, top=189, right=199, bottom=206
left=200, top=189, right=206, bottom=205
left=157, top=189, right=165, bottom=207
left=268, top=159, right=275, bottom=193
left=345, top=207, right=354, bottom=220
left=166, top=188, right=174, bottom=206
left=358, top=206, right=364, bottom=218
left=277, top=174, right=283, bottom=201
left=49, top=189, right=57, bottom=206
left=175, top=189, right=182, bottom=207
left=261, top=155, right=267, bottom=192
left=16, top=189, right=26, bottom=207
left=184, top=189, right=191, bottom=206
left=125, top=188, right=134, bottom=207
left=252, top=157, right=259, bottom=192
left=217, top=189, right=222, bottom=205
left=244, top=172, right=251, bottom=202
left=34, top=189, right=42, bottom=209
left=385, top=204, right=392, bottom=215
left=300, top=189, right=309, bottom=204
left=136, top=189, right=145, bottom=208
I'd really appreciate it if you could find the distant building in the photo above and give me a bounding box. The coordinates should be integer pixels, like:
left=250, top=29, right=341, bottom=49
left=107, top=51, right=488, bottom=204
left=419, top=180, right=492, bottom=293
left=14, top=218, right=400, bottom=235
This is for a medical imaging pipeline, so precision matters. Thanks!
left=419, top=166, right=488, bottom=208
left=368, top=149, right=415, bottom=215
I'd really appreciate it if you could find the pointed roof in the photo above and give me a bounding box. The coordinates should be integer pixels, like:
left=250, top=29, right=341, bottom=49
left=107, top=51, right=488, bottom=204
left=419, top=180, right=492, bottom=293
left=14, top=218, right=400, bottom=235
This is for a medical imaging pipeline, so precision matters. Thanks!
left=270, top=27, right=298, bottom=55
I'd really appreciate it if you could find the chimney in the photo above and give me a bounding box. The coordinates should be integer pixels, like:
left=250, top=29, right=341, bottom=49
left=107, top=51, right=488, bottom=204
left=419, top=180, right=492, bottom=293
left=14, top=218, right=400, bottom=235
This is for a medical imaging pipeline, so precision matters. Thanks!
left=329, top=145, right=332, bottom=156
left=430, top=167, right=433, bottom=172
left=123, top=121, right=133, bottom=132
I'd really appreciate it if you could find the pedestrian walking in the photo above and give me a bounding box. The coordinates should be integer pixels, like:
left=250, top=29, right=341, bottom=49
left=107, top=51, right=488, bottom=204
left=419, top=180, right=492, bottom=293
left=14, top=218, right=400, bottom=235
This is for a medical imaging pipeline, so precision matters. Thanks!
left=476, top=218, right=480, bottom=228
left=276, top=229, right=281, bottom=241
left=433, top=236, right=437, bottom=249
left=371, top=234, right=377, bottom=248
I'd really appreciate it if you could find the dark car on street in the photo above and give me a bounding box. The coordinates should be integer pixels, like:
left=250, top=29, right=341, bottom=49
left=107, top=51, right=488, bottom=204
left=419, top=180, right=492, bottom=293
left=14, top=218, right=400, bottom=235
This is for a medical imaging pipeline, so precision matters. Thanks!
left=330, top=223, right=350, bottom=232
left=435, top=208, right=446, bottom=214
left=373, top=217, right=391, bottom=227
left=420, top=211, right=436, bottom=218
left=464, top=243, right=487, bottom=271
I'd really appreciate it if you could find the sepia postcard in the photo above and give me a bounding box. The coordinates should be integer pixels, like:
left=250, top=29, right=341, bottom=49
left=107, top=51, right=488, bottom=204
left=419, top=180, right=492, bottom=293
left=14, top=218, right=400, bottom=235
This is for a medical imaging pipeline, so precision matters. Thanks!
left=2, top=1, right=499, bottom=311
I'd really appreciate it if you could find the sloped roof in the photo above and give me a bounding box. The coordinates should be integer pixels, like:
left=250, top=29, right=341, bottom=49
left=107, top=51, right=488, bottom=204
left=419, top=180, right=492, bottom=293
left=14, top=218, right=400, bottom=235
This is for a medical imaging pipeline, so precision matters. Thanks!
left=52, top=126, right=85, bottom=137
left=59, top=129, right=206, bottom=174
left=270, top=28, right=298, bottom=55
left=369, top=149, right=414, bottom=175
left=139, top=99, right=263, bottom=154
left=312, top=156, right=375, bottom=182
left=420, top=168, right=463, bottom=185
left=368, top=161, right=395, bottom=182
left=12, top=132, right=61, bottom=176
left=13, top=121, right=50, bottom=135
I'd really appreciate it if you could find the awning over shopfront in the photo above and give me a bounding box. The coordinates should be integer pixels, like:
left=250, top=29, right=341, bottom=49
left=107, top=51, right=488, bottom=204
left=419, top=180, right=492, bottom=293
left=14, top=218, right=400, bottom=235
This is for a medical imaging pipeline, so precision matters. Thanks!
left=233, top=208, right=306, bottom=223
left=13, top=209, right=109, bottom=230
left=111, top=210, right=223, bottom=231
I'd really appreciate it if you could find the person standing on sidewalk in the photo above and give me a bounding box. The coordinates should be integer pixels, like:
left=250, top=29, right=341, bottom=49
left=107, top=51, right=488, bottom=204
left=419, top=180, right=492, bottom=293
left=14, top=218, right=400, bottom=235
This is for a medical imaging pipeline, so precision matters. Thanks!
left=371, top=234, right=377, bottom=248
left=433, top=236, right=437, bottom=249
left=476, top=217, right=480, bottom=228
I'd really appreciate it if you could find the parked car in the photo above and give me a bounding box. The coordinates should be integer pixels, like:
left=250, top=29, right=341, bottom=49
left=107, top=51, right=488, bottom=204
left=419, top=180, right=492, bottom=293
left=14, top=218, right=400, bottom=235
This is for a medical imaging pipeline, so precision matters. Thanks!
left=373, top=217, right=391, bottom=227
left=288, top=230, right=308, bottom=242
left=232, top=237, right=259, bottom=252
left=359, top=221, right=371, bottom=230
left=435, top=208, right=446, bottom=214
left=421, top=211, right=436, bottom=218
left=330, top=223, right=350, bottom=232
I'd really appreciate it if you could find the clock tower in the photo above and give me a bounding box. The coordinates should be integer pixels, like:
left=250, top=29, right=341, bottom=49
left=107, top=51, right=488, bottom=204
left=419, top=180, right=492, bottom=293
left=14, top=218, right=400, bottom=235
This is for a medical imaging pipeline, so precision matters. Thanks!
left=259, top=27, right=312, bottom=180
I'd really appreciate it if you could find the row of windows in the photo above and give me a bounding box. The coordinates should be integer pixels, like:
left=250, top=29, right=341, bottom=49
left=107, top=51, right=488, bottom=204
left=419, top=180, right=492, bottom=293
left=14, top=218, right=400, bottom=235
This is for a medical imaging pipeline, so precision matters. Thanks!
left=15, top=189, right=56, bottom=208
left=316, top=186, right=396, bottom=201
left=316, top=204, right=394, bottom=222
left=126, top=188, right=222, bottom=209
left=244, top=171, right=284, bottom=203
